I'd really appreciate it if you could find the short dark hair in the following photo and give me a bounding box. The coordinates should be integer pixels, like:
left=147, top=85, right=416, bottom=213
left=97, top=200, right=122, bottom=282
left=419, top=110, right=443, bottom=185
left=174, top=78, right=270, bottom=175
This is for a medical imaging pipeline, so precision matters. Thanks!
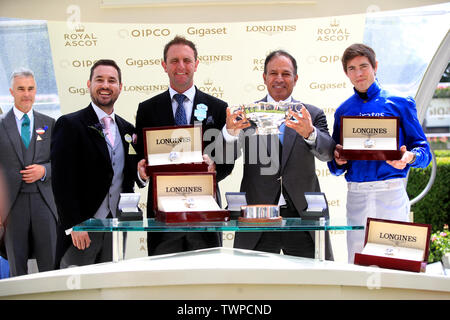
left=264, top=50, right=298, bottom=76
left=163, top=35, right=198, bottom=62
left=341, top=43, right=377, bottom=72
left=89, top=59, right=122, bottom=83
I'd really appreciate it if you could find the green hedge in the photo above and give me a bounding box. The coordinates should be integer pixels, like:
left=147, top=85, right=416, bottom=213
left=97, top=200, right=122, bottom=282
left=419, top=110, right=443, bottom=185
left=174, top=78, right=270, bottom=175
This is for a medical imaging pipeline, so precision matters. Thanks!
left=407, top=150, right=450, bottom=232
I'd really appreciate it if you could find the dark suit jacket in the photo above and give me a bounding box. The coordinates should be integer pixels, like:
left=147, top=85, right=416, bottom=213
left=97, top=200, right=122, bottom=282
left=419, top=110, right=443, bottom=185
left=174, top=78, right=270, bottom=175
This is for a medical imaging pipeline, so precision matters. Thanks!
left=51, top=104, right=139, bottom=230
left=0, top=108, right=57, bottom=258
left=135, top=87, right=234, bottom=213
left=233, top=97, right=336, bottom=259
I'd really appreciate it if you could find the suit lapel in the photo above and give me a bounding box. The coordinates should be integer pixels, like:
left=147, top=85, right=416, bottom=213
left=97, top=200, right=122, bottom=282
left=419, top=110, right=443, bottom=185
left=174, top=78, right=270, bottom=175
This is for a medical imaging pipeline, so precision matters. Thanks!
left=82, top=105, right=111, bottom=163
left=162, top=90, right=175, bottom=125
left=3, top=109, right=25, bottom=166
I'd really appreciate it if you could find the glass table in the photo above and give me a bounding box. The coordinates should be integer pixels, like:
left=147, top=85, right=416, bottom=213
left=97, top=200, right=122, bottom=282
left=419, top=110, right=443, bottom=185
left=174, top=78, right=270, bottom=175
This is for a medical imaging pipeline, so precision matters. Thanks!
left=73, top=217, right=364, bottom=262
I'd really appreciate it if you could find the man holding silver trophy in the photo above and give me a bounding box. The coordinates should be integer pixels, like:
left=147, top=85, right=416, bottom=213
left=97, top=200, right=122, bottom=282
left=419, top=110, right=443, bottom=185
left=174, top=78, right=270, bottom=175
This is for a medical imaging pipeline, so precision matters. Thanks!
left=223, top=50, right=335, bottom=259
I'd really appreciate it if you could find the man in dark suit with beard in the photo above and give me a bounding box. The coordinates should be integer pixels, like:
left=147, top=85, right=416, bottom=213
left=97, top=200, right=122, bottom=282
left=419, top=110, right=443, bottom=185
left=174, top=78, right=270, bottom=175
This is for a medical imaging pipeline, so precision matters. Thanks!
left=51, top=59, right=142, bottom=267
left=135, top=36, right=233, bottom=256
left=225, top=50, right=335, bottom=259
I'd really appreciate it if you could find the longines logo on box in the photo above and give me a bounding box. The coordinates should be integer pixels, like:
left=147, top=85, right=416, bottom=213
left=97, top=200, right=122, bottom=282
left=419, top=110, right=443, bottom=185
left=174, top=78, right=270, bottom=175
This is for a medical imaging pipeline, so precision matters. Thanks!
left=198, top=55, right=232, bottom=65
left=316, top=18, right=350, bottom=42
left=198, top=79, right=224, bottom=98
left=246, top=24, right=296, bottom=36
left=186, top=26, right=228, bottom=37
left=125, top=58, right=162, bottom=68
left=64, top=24, right=98, bottom=47
left=118, top=28, right=171, bottom=38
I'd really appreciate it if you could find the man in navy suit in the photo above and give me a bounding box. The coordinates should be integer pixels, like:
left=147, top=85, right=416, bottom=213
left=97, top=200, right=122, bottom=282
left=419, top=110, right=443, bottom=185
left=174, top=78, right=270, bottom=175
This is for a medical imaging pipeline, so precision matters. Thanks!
left=225, top=50, right=335, bottom=259
left=51, top=59, right=143, bottom=267
left=0, top=68, right=58, bottom=276
left=136, top=36, right=233, bottom=255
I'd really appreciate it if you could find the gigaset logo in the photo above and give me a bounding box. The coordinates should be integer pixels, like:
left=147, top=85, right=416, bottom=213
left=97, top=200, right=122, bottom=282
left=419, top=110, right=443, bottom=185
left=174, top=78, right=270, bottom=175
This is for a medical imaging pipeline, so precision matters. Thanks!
left=186, top=26, right=228, bottom=37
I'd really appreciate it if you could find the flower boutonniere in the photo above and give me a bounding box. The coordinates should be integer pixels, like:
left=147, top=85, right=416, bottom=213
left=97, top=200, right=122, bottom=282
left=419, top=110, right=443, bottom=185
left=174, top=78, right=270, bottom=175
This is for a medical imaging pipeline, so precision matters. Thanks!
left=36, top=125, right=49, bottom=141
left=35, top=125, right=48, bottom=135
left=194, top=103, right=208, bottom=121
left=124, top=133, right=138, bottom=155
left=88, top=123, right=105, bottom=138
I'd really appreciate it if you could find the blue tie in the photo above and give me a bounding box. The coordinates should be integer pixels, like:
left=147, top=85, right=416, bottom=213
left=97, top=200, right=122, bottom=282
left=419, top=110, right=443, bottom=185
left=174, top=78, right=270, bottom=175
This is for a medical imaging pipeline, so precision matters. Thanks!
left=174, top=94, right=187, bottom=125
left=21, top=114, right=31, bottom=148
left=278, top=122, right=285, bottom=145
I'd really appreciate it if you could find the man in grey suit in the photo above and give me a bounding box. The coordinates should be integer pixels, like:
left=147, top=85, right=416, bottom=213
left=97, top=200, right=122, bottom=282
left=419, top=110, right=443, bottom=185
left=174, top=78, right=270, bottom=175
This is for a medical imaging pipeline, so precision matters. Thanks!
left=224, top=50, right=335, bottom=259
left=0, top=68, right=58, bottom=276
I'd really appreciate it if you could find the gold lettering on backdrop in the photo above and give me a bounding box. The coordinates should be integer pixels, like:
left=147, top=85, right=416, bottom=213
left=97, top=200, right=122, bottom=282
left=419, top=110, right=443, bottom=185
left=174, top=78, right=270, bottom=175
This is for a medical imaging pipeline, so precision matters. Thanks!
left=309, top=81, right=347, bottom=91
left=186, top=26, right=228, bottom=37
left=68, top=86, right=89, bottom=95
left=125, top=58, right=162, bottom=67
left=245, top=24, right=296, bottom=35
left=130, top=28, right=171, bottom=37
left=123, top=84, right=169, bottom=95
left=198, top=55, right=232, bottom=65
left=63, top=26, right=99, bottom=47
left=316, top=18, right=351, bottom=42
left=198, top=79, right=224, bottom=98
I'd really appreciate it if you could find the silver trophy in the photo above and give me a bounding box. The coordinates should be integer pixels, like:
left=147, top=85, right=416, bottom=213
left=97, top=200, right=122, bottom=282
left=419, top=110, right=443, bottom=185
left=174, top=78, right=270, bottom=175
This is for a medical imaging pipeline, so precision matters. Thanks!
left=230, top=101, right=304, bottom=135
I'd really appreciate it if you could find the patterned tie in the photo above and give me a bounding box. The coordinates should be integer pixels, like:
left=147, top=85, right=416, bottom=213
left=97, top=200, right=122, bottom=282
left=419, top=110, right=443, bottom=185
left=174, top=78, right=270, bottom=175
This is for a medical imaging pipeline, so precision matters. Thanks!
left=174, top=94, right=187, bottom=125
left=21, top=113, right=31, bottom=148
left=102, top=116, right=115, bottom=146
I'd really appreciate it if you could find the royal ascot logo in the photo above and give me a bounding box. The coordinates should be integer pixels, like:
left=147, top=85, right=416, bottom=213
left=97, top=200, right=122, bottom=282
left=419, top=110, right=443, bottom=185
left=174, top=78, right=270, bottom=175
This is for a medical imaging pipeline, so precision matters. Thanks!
left=125, top=58, right=162, bottom=68
left=118, top=28, right=171, bottom=38
left=316, top=18, right=350, bottom=42
left=123, top=84, right=169, bottom=95
left=198, top=79, right=225, bottom=98
left=63, top=24, right=98, bottom=47
left=198, top=54, right=232, bottom=65
left=186, top=26, right=228, bottom=37
left=252, top=57, right=265, bottom=72
left=245, top=24, right=296, bottom=36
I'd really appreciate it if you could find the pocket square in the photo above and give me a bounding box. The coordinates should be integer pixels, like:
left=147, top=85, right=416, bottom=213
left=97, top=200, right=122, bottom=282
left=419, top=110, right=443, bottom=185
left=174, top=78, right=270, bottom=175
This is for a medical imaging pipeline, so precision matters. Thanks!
left=206, top=116, right=214, bottom=125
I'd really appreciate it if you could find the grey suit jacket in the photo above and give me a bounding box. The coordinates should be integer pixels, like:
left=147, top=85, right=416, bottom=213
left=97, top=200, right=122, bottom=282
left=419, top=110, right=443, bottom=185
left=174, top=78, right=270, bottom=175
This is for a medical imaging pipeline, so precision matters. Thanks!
left=233, top=97, right=335, bottom=259
left=0, top=108, right=57, bottom=220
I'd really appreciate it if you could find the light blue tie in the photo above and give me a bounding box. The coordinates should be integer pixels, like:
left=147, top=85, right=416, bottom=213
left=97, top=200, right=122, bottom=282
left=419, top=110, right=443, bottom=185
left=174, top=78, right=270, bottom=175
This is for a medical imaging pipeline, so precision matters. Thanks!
left=21, top=114, right=31, bottom=148
left=174, top=94, right=187, bottom=125
left=278, top=122, right=285, bottom=145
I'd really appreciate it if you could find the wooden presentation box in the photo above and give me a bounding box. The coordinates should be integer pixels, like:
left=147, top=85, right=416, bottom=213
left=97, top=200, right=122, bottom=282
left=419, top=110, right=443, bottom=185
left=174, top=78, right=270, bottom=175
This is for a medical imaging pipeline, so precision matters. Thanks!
left=339, top=116, right=402, bottom=161
left=143, top=125, right=208, bottom=175
left=152, top=172, right=230, bottom=223
left=354, top=218, right=432, bottom=273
